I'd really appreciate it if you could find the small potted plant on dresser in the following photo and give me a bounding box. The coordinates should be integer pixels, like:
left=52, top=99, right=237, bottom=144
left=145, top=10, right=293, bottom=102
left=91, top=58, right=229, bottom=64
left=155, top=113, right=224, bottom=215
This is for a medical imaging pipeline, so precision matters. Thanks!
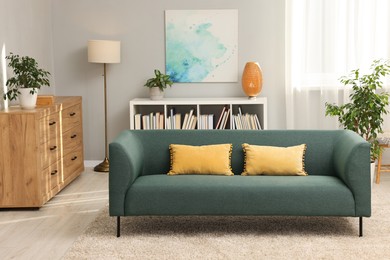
left=3, top=52, right=51, bottom=109
left=325, top=59, right=390, bottom=185
left=144, top=69, right=173, bottom=100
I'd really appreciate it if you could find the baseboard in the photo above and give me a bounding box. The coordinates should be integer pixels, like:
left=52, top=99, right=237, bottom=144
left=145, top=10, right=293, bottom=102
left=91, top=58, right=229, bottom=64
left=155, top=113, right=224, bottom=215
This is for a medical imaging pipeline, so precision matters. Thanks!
left=84, top=160, right=101, bottom=168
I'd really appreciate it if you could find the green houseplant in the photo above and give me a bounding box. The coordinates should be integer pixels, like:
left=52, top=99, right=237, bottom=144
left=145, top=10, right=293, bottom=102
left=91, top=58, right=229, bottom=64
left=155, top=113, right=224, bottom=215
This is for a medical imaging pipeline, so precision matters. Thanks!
left=3, top=52, right=51, bottom=109
left=325, top=59, right=390, bottom=161
left=144, top=69, right=173, bottom=100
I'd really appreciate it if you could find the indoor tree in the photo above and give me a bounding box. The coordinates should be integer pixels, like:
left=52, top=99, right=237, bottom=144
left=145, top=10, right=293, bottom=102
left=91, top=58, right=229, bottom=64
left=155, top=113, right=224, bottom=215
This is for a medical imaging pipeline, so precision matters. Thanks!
left=325, top=59, right=390, bottom=161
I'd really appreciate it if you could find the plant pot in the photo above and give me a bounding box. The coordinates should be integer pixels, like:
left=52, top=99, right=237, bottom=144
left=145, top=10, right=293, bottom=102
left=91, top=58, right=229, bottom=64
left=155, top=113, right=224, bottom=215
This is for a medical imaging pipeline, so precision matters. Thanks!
left=19, top=88, right=38, bottom=109
left=149, top=87, right=164, bottom=100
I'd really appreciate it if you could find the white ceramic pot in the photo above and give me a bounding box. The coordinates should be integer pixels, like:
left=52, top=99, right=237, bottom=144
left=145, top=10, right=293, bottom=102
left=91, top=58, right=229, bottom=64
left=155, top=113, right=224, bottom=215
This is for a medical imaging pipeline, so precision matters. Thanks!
left=149, top=87, right=164, bottom=100
left=19, top=88, right=38, bottom=109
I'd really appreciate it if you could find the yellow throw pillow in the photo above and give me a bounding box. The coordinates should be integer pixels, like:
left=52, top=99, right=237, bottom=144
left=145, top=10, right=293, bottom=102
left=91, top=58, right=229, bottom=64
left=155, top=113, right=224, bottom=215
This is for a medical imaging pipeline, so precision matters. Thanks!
left=168, top=144, right=234, bottom=176
left=241, top=143, right=307, bottom=176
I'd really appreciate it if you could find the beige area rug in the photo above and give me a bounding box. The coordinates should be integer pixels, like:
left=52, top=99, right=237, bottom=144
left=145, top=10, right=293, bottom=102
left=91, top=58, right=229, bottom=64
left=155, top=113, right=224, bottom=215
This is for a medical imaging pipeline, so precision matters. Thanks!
left=64, top=186, right=390, bottom=259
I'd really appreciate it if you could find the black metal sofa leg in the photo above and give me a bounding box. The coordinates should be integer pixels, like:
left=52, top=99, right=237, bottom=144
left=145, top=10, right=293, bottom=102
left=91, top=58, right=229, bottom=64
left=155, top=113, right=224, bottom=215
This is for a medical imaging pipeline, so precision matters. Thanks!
left=117, top=216, right=121, bottom=237
left=359, top=217, right=363, bottom=237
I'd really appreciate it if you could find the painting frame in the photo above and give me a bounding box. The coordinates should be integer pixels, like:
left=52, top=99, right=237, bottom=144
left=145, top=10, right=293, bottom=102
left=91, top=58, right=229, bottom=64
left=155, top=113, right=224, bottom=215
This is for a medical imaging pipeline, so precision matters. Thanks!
left=165, top=9, right=238, bottom=83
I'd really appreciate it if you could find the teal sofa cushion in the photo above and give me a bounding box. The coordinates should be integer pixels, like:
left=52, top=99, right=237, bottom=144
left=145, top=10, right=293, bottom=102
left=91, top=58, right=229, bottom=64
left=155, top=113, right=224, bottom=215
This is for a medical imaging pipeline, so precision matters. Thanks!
left=124, top=175, right=355, bottom=216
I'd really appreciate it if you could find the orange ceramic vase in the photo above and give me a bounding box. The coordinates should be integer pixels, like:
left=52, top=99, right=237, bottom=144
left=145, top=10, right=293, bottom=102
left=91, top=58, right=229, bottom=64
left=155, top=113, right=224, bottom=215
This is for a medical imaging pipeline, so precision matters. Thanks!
left=242, top=62, right=263, bottom=99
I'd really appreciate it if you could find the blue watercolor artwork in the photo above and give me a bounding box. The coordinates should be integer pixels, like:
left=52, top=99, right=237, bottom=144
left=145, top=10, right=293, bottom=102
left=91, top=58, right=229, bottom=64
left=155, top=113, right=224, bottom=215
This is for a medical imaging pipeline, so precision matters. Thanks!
left=165, top=10, right=238, bottom=83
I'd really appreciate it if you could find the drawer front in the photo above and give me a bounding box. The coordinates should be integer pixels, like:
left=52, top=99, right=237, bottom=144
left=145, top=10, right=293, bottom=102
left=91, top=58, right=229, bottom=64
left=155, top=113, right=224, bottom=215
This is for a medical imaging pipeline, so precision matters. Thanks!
left=63, top=126, right=83, bottom=156
left=62, top=104, right=82, bottom=133
left=48, top=160, right=63, bottom=191
left=41, top=137, right=62, bottom=169
left=41, top=160, right=62, bottom=201
left=63, top=147, right=84, bottom=181
left=40, top=112, right=60, bottom=144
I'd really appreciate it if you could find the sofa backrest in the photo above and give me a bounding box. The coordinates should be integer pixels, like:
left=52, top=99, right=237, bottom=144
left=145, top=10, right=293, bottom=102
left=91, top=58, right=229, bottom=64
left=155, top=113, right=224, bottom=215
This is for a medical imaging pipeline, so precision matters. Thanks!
left=127, top=130, right=349, bottom=176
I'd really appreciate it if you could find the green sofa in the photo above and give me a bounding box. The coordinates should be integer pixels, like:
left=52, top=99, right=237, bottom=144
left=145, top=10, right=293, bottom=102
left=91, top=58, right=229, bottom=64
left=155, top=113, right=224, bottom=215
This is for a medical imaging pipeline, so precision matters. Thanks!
left=109, top=130, right=371, bottom=237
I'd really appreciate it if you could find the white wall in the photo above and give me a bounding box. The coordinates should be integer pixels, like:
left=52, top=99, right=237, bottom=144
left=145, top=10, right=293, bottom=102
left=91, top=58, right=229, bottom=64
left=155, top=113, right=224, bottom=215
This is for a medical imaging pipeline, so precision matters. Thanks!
left=0, top=0, right=55, bottom=109
left=51, top=0, right=286, bottom=160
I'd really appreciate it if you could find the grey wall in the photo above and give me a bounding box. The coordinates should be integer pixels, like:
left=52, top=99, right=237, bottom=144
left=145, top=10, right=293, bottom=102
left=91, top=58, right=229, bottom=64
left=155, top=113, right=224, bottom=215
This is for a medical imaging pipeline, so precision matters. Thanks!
left=0, top=0, right=286, bottom=161
left=3, top=1, right=390, bottom=165
left=51, top=0, right=286, bottom=160
left=0, top=0, right=55, bottom=110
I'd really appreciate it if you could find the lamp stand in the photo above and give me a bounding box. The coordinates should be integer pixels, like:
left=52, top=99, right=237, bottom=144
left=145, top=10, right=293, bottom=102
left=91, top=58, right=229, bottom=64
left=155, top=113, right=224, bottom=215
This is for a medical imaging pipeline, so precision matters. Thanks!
left=94, top=63, right=110, bottom=172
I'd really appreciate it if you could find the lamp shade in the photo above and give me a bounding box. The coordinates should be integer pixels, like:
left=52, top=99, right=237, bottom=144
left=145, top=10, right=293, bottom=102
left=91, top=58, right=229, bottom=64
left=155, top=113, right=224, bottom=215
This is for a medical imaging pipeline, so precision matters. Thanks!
left=242, top=62, right=263, bottom=99
left=88, top=40, right=121, bottom=64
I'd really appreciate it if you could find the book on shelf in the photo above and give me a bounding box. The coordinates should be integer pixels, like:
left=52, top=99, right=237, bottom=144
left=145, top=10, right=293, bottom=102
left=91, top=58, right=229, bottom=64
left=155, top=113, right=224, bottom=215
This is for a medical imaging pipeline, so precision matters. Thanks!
left=181, top=114, right=195, bottom=129
left=131, top=99, right=266, bottom=131
left=254, top=114, right=262, bottom=130
left=182, top=113, right=189, bottom=129
left=215, top=106, right=227, bottom=129
left=142, top=115, right=148, bottom=130
left=232, top=113, right=262, bottom=130
left=136, top=112, right=165, bottom=130
left=189, top=115, right=197, bottom=129
left=186, top=109, right=195, bottom=129
left=175, top=113, right=181, bottom=129
left=198, top=114, right=214, bottom=129
left=166, top=113, right=183, bottom=129
left=230, top=106, right=262, bottom=130
left=218, top=108, right=230, bottom=129
left=238, top=105, right=243, bottom=116
left=134, top=114, right=142, bottom=130
left=159, top=114, right=164, bottom=129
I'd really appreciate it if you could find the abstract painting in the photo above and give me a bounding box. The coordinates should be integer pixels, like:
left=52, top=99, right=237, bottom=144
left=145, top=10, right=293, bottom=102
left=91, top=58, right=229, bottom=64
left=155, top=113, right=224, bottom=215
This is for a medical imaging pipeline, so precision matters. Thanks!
left=165, top=10, right=238, bottom=83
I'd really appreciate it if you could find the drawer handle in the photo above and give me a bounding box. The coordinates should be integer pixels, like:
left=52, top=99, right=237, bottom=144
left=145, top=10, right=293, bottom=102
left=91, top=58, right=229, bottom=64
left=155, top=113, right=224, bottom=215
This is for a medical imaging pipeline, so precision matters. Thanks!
left=51, top=170, right=58, bottom=175
left=49, top=121, right=56, bottom=126
left=50, top=146, right=57, bottom=151
left=71, top=156, right=78, bottom=161
left=69, top=112, right=76, bottom=116
left=71, top=134, right=77, bottom=139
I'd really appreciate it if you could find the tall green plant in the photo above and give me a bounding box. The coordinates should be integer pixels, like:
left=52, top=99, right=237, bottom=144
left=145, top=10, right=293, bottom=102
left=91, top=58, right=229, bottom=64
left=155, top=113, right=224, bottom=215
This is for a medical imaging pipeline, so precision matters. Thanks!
left=325, top=59, right=390, bottom=160
left=3, top=53, right=51, bottom=101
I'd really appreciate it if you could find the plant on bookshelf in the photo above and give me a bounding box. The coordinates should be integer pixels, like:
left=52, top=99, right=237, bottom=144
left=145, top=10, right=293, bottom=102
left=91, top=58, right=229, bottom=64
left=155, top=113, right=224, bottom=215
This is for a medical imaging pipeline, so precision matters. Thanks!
left=144, top=69, right=173, bottom=100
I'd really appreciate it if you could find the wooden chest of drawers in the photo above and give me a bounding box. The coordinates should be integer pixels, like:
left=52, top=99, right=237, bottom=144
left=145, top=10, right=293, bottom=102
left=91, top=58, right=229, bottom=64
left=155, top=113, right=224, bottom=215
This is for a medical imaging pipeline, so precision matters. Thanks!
left=0, top=96, right=84, bottom=208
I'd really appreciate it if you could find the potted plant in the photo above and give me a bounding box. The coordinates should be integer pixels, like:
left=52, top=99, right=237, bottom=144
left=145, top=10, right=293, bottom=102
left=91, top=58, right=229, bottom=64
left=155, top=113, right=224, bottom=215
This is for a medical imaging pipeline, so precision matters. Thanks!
left=325, top=59, right=390, bottom=186
left=144, top=69, right=173, bottom=100
left=3, top=52, right=51, bottom=109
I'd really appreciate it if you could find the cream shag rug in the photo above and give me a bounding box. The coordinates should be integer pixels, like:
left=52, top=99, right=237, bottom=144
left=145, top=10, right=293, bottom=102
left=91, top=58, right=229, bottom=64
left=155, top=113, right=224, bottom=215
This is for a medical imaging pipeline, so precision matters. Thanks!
left=64, top=186, right=390, bottom=259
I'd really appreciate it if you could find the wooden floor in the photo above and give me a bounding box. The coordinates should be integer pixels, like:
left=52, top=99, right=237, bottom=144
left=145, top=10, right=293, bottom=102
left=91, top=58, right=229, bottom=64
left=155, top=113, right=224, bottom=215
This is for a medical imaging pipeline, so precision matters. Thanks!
left=0, top=167, right=389, bottom=260
left=0, top=167, right=108, bottom=260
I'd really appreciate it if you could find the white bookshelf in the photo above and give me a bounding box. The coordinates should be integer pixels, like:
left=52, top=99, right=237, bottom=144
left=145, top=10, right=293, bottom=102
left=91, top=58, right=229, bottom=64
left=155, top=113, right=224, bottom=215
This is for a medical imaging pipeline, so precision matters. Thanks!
left=129, top=97, right=268, bottom=130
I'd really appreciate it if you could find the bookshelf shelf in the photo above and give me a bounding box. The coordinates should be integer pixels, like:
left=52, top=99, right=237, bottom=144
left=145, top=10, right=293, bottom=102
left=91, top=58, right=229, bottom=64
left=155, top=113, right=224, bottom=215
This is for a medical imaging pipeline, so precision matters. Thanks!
left=129, top=97, right=267, bottom=130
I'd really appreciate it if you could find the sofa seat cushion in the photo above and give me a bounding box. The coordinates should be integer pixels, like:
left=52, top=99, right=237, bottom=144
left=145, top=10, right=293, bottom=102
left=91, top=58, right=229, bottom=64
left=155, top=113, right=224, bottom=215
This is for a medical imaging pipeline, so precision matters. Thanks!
left=124, top=175, right=356, bottom=216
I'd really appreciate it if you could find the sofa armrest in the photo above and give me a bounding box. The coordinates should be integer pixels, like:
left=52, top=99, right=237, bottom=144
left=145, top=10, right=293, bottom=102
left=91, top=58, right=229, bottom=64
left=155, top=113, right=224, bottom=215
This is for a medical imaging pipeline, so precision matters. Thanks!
left=109, top=131, right=144, bottom=216
left=333, top=130, right=371, bottom=217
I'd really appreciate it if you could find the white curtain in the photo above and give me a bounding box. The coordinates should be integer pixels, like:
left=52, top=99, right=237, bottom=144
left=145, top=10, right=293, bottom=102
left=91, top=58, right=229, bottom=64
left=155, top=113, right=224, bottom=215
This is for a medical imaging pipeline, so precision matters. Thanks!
left=285, top=0, right=390, bottom=130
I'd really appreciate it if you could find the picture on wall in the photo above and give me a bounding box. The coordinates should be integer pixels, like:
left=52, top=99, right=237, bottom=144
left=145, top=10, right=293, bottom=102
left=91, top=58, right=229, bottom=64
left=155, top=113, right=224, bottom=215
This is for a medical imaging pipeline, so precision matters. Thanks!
left=165, top=9, right=238, bottom=83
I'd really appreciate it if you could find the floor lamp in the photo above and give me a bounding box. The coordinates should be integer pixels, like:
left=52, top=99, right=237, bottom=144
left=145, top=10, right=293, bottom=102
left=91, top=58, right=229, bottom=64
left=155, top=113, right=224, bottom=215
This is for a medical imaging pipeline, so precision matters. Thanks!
left=88, top=40, right=121, bottom=172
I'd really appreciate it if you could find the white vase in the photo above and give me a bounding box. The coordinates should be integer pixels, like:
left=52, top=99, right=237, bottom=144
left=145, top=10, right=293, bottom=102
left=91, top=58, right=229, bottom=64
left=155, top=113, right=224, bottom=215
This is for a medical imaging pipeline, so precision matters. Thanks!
left=19, top=88, right=38, bottom=109
left=149, top=87, right=164, bottom=100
